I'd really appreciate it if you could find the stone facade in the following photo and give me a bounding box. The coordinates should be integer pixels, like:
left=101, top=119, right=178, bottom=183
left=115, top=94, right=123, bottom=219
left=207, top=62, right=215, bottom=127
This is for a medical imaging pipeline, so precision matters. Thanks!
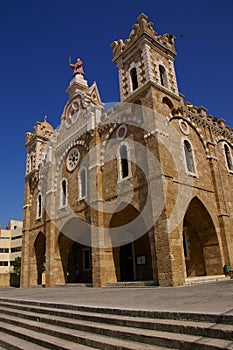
left=21, top=14, right=233, bottom=288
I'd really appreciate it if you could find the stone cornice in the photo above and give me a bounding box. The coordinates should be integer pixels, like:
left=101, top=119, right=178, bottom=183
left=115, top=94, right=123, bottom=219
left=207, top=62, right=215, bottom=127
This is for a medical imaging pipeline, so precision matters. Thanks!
left=178, top=107, right=233, bottom=142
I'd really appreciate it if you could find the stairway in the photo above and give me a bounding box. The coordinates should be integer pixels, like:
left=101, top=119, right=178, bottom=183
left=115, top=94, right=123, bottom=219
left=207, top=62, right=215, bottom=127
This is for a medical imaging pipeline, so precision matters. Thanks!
left=0, top=298, right=232, bottom=349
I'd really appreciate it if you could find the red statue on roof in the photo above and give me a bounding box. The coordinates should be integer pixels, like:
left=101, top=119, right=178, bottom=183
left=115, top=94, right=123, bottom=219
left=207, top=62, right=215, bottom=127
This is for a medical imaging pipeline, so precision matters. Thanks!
left=70, top=58, right=85, bottom=78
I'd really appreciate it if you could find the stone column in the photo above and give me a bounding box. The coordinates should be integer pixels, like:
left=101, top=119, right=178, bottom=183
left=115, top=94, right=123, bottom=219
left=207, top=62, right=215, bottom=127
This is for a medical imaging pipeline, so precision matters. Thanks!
left=141, top=43, right=155, bottom=82
left=20, top=181, right=31, bottom=288
left=116, top=58, right=125, bottom=102
left=45, top=220, right=58, bottom=287
left=89, top=124, right=116, bottom=287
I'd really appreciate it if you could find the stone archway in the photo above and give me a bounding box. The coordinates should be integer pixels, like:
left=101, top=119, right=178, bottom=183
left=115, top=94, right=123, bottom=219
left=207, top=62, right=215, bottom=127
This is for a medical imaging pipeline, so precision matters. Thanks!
left=183, top=197, right=222, bottom=277
left=58, top=231, right=92, bottom=284
left=110, top=203, right=154, bottom=282
left=33, top=232, right=46, bottom=285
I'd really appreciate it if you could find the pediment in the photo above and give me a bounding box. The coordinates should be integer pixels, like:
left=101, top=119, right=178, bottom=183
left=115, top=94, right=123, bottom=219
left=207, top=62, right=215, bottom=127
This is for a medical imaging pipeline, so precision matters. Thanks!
left=87, top=82, right=103, bottom=106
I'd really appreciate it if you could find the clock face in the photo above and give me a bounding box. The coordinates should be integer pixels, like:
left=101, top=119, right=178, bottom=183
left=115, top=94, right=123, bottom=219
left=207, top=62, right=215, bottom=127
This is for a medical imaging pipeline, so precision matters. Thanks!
left=66, top=147, right=80, bottom=171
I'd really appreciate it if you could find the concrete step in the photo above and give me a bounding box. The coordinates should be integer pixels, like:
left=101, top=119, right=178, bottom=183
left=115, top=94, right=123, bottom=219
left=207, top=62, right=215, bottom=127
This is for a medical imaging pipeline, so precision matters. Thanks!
left=0, top=323, right=96, bottom=350
left=0, top=298, right=233, bottom=325
left=185, top=275, right=228, bottom=285
left=0, top=302, right=233, bottom=342
left=0, top=307, right=233, bottom=349
left=0, top=312, right=167, bottom=350
left=105, top=281, right=155, bottom=287
left=0, top=331, right=47, bottom=350
left=1, top=298, right=233, bottom=349
left=55, top=283, right=93, bottom=288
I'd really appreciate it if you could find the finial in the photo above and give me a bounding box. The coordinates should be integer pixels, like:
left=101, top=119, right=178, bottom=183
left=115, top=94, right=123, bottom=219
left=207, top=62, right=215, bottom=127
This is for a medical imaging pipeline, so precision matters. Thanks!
left=44, top=115, right=47, bottom=122
left=137, top=13, right=148, bottom=23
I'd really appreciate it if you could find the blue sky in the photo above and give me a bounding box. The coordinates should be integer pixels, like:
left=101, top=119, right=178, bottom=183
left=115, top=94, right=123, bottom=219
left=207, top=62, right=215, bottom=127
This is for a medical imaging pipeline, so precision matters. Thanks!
left=0, top=0, right=232, bottom=228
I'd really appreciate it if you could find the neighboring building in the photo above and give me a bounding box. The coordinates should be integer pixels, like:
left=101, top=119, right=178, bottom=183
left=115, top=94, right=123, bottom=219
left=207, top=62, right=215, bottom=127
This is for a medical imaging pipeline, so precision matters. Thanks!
left=0, top=220, right=22, bottom=287
left=21, top=14, right=233, bottom=288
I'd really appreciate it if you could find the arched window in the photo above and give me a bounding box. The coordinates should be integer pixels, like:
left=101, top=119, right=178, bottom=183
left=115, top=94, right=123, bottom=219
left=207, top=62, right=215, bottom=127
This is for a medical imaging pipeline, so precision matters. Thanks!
left=159, top=65, right=168, bottom=87
left=130, top=68, right=138, bottom=91
left=119, top=144, right=129, bottom=179
left=184, top=140, right=195, bottom=174
left=29, top=154, right=34, bottom=171
left=61, top=179, right=67, bottom=207
left=162, top=96, right=173, bottom=110
left=78, top=167, right=87, bottom=199
left=224, top=144, right=233, bottom=171
left=37, top=194, right=42, bottom=219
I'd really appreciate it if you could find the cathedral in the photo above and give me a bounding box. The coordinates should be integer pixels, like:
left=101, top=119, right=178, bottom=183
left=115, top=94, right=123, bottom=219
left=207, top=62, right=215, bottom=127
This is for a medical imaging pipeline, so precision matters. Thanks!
left=21, top=14, right=233, bottom=288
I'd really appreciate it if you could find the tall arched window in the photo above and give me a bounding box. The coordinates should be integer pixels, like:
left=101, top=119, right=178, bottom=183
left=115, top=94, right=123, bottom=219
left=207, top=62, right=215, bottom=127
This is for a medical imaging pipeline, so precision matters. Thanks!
left=61, top=179, right=67, bottom=207
left=119, top=144, right=129, bottom=179
left=29, top=154, right=34, bottom=171
left=37, top=194, right=42, bottom=219
left=184, top=140, right=195, bottom=174
left=224, top=144, right=233, bottom=171
left=78, top=167, right=87, bottom=199
left=159, top=65, right=168, bottom=87
left=130, top=67, right=138, bottom=91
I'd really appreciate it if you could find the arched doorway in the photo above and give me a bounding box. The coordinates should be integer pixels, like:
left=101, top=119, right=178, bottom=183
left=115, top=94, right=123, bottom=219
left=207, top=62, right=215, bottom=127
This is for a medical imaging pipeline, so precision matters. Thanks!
left=120, top=243, right=134, bottom=281
left=110, top=204, right=154, bottom=282
left=183, top=197, right=222, bottom=277
left=34, top=232, right=46, bottom=285
left=58, top=232, right=92, bottom=284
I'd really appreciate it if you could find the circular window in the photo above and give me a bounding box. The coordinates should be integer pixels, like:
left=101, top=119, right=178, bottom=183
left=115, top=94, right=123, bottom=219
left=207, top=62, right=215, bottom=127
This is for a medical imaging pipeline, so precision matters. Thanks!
left=66, top=147, right=80, bottom=171
left=116, top=124, right=128, bottom=140
left=179, top=119, right=190, bottom=135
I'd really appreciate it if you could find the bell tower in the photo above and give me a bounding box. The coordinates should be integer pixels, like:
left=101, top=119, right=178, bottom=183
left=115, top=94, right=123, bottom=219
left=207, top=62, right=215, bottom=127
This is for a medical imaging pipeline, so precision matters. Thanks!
left=25, top=117, right=54, bottom=177
left=111, top=13, right=181, bottom=108
left=21, top=117, right=54, bottom=287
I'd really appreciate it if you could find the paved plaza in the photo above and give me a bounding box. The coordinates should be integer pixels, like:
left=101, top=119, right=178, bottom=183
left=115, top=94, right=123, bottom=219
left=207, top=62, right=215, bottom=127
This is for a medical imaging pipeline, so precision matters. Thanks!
left=0, top=279, right=232, bottom=315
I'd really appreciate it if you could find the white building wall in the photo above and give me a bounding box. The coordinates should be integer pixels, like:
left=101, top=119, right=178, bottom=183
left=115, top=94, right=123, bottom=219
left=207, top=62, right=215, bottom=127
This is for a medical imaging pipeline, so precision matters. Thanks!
left=0, top=220, right=22, bottom=275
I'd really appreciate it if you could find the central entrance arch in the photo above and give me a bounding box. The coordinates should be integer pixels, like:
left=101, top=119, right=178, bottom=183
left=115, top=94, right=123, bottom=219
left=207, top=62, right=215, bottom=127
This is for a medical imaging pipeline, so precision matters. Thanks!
left=66, top=241, right=92, bottom=283
left=110, top=203, right=154, bottom=282
left=58, top=218, right=92, bottom=284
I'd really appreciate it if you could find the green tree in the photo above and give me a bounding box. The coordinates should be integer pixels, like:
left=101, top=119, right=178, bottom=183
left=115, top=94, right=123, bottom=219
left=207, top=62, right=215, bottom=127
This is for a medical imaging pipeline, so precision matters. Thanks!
left=12, top=256, right=21, bottom=274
